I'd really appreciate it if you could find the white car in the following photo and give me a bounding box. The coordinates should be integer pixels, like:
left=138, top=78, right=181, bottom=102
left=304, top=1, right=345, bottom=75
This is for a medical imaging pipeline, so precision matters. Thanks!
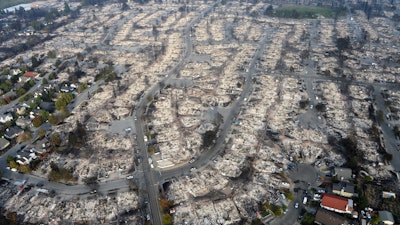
left=295, top=203, right=299, bottom=208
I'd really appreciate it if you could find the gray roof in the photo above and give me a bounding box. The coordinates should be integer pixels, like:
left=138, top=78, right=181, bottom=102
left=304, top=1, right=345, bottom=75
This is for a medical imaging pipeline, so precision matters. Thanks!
left=4, top=126, right=23, bottom=139
left=334, top=167, right=352, bottom=180
left=379, top=211, right=394, bottom=223
left=315, top=209, right=350, bottom=225
left=0, top=137, right=10, bottom=150
left=332, top=182, right=355, bottom=194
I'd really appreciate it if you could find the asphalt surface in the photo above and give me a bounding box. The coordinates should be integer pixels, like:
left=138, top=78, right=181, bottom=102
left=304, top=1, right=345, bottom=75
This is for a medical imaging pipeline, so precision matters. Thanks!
left=1, top=3, right=400, bottom=225
left=373, top=85, right=400, bottom=171
left=132, top=2, right=221, bottom=224
left=270, top=164, right=320, bottom=225
left=158, top=27, right=276, bottom=182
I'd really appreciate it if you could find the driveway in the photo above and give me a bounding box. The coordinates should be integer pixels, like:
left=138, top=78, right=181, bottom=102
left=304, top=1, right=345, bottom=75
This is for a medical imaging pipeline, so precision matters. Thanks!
left=270, top=164, right=320, bottom=225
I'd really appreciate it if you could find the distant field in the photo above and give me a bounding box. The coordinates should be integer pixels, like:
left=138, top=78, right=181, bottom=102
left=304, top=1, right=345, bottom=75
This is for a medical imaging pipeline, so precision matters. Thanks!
left=273, top=5, right=346, bottom=19
left=0, top=0, right=34, bottom=10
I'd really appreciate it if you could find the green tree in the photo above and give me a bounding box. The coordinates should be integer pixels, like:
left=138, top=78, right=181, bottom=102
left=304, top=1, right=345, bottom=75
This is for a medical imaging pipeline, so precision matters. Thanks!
left=6, top=155, right=15, bottom=163
left=60, top=107, right=70, bottom=118
left=299, top=100, right=310, bottom=109
left=38, top=129, right=46, bottom=139
left=31, top=21, right=43, bottom=31
left=20, top=165, right=31, bottom=173
left=42, top=78, right=49, bottom=85
left=337, top=37, right=351, bottom=52
left=0, top=80, right=12, bottom=92
left=161, top=213, right=173, bottom=225
left=16, top=87, right=26, bottom=96
left=47, top=50, right=57, bottom=58
left=285, top=192, right=294, bottom=200
left=78, top=82, right=88, bottom=93
left=32, top=116, right=43, bottom=127
left=251, top=218, right=263, bottom=225
left=51, top=133, right=61, bottom=147
left=64, top=1, right=71, bottom=14
left=264, top=5, right=273, bottom=16
left=301, top=213, right=315, bottom=225
left=271, top=205, right=282, bottom=216
left=49, top=72, right=57, bottom=80
left=48, top=114, right=59, bottom=125
left=9, top=160, right=18, bottom=169
left=376, top=110, right=384, bottom=124
left=76, top=53, right=84, bottom=62
left=160, top=198, right=174, bottom=213
left=38, top=110, right=50, bottom=121
left=315, top=103, right=326, bottom=112
left=202, top=130, right=217, bottom=148
left=6, top=212, right=17, bottom=225
left=370, top=215, right=381, bottom=225
left=55, top=93, right=75, bottom=110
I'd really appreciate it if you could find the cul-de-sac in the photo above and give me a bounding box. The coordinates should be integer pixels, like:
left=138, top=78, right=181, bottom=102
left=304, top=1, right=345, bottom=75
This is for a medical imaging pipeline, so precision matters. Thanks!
left=0, top=0, right=400, bottom=224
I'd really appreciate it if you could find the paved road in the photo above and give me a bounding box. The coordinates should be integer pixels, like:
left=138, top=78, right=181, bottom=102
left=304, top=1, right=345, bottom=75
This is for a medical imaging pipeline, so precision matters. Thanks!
left=67, top=80, right=104, bottom=111
left=0, top=144, right=132, bottom=197
left=0, top=77, right=43, bottom=115
left=373, top=85, right=400, bottom=171
left=2, top=2, right=400, bottom=225
left=133, top=2, right=221, bottom=225
left=270, top=164, right=320, bottom=225
left=158, top=27, right=276, bottom=181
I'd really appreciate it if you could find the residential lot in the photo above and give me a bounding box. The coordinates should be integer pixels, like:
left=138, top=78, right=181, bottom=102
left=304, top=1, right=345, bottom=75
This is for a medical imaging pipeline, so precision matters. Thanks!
left=0, top=0, right=399, bottom=224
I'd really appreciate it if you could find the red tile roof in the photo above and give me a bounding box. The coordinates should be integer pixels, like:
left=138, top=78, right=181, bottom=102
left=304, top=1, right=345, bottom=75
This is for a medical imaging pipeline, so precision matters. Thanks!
left=321, top=194, right=349, bottom=211
left=24, top=72, right=38, bottom=77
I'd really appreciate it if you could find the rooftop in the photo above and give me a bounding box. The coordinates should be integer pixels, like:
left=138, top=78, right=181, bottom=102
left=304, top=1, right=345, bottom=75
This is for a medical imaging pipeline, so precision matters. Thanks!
left=315, top=208, right=351, bottom=225
left=332, top=182, right=355, bottom=194
left=0, top=137, right=10, bottom=150
left=23, top=71, right=38, bottom=78
left=321, top=194, right=351, bottom=212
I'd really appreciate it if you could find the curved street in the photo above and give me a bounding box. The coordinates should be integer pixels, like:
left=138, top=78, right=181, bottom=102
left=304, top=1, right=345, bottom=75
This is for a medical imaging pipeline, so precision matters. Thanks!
left=1, top=2, right=400, bottom=225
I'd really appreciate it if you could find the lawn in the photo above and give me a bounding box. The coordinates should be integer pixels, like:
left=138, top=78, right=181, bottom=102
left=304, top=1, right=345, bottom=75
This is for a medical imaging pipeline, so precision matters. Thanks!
left=272, top=5, right=346, bottom=19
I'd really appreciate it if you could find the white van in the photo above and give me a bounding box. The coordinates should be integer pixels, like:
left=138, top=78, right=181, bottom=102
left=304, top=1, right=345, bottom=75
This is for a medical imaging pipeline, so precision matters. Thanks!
left=303, top=197, right=307, bottom=204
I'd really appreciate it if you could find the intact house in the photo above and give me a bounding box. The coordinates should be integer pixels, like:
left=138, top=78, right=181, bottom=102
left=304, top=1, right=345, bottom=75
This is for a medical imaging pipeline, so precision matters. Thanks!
left=19, top=71, right=39, bottom=83
left=0, top=113, right=13, bottom=123
left=23, top=71, right=39, bottom=79
left=379, top=211, right=395, bottom=225
left=16, top=117, right=31, bottom=129
left=60, top=84, right=76, bottom=93
left=0, top=137, right=10, bottom=150
left=333, top=167, right=353, bottom=181
left=332, top=182, right=358, bottom=198
left=16, top=148, right=38, bottom=165
left=9, top=68, right=21, bottom=76
left=4, top=126, right=24, bottom=140
left=321, top=193, right=354, bottom=215
left=314, top=208, right=351, bottom=225
left=39, top=101, right=55, bottom=113
left=382, top=191, right=396, bottom=199
left=379, top=211, right=394, bottom=225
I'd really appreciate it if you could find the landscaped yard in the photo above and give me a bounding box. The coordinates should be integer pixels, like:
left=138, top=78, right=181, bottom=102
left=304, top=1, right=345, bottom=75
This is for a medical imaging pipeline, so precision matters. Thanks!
left=271, top=5, right=346, bottom=19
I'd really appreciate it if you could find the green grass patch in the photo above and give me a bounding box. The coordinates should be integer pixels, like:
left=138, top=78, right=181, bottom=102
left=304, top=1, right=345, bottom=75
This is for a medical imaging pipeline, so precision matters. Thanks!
left=271, top=6, right=346, bottom=19
left=0, top=0, right=34, bottom=10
